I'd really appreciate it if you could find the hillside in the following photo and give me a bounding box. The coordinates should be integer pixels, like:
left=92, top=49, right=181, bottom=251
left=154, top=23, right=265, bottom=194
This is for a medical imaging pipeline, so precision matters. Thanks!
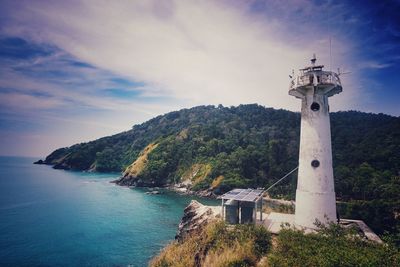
left=39, top=104, right=400, bottom=241
left=150, top=220, right=399, bottom=267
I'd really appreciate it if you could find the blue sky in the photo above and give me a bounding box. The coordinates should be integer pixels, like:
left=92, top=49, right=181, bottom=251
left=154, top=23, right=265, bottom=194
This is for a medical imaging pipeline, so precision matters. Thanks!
left=0, top=0, right=399, bottom=157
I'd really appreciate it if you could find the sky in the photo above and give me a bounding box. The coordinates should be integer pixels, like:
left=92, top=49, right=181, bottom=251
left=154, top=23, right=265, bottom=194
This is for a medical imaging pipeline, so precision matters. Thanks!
left=0, top=0, right=399, bottom=157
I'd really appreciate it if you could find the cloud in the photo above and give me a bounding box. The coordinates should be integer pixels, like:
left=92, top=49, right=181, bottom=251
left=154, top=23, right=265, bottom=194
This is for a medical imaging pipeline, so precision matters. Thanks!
left=0, top=42, right=184, bottom=156
left=0, top=91, right=65, bottom=110
left=3, top=0, right=399, bottom=157
left=357, top=61, right=392, bottom=70
left=0, top=44, right=177, bottom=115
left=0, top=0, right=357, bottom=112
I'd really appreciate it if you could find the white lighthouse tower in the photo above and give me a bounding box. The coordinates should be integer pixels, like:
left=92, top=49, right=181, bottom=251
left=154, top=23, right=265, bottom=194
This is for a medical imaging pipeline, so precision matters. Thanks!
left=289, top=55, right=342, bottom=229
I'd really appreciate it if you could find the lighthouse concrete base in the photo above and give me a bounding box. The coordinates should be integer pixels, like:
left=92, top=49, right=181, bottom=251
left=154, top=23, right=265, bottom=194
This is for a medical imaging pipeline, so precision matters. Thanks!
left=261, top=212, right=295, bottom=234
left=260, top=212, right=383, bottom=243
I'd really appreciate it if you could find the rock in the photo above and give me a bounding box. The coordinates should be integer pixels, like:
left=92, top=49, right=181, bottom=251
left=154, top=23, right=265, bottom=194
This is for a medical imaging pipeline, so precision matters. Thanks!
left=112, top=175, right=162, bottom=187
left=53, top=162, right=71, bottom=170
left=196, top=189, right=217, bottom=198
left=111, top=176, right=136, bottom=186
left=175, top=200, right=220, bottom=241
left=33, top=159, right=44, bottom=164
left=145, top=190, right=160, bottom=195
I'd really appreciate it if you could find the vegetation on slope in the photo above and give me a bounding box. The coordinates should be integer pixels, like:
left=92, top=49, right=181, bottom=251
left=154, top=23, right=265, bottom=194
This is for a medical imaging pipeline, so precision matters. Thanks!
left=150, top=221, right=271, bottom=267
left=151, top=221, right=400, bottom=267
left=268, top=222, right=400, bottom=267
left=41, top=104, right=400, bottom=241
left=122, top=143, right=158, bottom=178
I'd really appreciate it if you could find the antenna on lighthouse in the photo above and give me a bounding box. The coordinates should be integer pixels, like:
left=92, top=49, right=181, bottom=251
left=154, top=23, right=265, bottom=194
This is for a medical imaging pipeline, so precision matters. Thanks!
left=311, top=54, right=316, bottom=66
left=337, top=68, right=351, bottom=76
left=330, top=37, right=332, bottom=72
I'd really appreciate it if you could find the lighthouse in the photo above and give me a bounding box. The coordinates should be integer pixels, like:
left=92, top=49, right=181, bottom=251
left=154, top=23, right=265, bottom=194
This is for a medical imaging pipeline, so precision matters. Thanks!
left=289, top=55, right=342, bottom=229
left=221, top=56, right=383, bottom=242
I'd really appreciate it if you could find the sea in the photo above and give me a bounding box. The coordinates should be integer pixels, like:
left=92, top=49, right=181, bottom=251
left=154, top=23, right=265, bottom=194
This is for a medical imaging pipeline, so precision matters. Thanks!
left=0, top=156, right=218, bottom=266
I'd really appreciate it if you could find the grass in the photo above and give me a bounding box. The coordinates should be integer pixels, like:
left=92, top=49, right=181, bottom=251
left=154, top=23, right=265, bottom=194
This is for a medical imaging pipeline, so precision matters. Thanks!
left=211, top=175, right=224, bottom=189
left=266, top=222, right=400, bottom=267
left=150, top=220, right=400, bottom=267
left=150, top=221, right=271, bottom=267
left=180, top=163, right=212, bottom=186
left=122, top=143, right=158, bottom=177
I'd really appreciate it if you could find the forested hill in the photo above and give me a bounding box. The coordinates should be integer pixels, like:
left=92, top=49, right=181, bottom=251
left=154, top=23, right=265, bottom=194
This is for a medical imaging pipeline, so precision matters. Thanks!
left=40, top=104, right=400, bottom=238
left=41, top=104, right=399, bottom=198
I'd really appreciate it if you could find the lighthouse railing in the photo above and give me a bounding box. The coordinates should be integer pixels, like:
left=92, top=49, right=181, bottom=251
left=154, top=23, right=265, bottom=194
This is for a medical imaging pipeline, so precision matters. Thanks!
left=289, top=71, right=341, bottom=90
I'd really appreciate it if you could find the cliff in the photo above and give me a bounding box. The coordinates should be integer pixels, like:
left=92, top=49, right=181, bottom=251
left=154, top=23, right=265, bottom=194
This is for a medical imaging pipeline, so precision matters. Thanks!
left=113, top=143, right=159, bottom=186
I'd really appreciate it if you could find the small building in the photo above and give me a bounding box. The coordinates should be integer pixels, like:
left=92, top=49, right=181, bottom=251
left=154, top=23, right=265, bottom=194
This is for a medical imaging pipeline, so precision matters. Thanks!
left=220, top=188, right=263, bottom=224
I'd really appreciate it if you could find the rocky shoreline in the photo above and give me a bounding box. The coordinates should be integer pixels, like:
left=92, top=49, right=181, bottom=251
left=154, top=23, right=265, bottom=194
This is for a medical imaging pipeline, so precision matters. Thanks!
left=167, top=184, right=217, bottom=198
left=111, top=178, right=218, bottom=199
left=34, top=158, right=219, bottom=199
left=175, top=200, right=220, bottom=240
left=111, top=173, right=218, bottom=198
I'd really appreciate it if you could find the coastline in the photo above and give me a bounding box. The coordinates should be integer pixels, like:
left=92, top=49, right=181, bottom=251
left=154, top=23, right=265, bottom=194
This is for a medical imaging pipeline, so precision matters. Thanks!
left=110, top=177, right=218, bottom=199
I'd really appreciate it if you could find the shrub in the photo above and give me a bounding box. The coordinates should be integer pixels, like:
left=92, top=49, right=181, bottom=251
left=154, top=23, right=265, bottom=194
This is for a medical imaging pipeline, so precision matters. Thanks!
left=267, top=224, right=400, bottom=267
left=150, top=221, right=271, bottom=267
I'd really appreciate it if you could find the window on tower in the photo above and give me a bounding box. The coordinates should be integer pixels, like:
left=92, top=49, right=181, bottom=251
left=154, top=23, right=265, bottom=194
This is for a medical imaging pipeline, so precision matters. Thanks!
left=311, top=160, right=320, bottom=168
left=311, top=102, right=320, bottom=111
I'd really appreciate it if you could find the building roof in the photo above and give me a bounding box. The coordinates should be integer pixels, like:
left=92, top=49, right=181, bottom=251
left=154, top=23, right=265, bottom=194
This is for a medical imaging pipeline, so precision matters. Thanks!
left=221, top=188, right=264, bottom=202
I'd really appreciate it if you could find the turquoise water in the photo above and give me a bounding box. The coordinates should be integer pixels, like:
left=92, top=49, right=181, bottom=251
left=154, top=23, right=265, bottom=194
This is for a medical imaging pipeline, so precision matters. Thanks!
left=0, top=157, right=218, bottom=266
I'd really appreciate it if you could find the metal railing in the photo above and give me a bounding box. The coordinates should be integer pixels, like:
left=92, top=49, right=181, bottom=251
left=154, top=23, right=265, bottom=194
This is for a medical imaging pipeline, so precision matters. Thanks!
left=289, top=71, right=341, bottom=90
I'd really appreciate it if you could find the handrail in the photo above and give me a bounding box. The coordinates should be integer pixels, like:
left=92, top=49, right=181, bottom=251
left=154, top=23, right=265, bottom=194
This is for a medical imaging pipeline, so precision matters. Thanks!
left=289, top=71, right=341, bottom=90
